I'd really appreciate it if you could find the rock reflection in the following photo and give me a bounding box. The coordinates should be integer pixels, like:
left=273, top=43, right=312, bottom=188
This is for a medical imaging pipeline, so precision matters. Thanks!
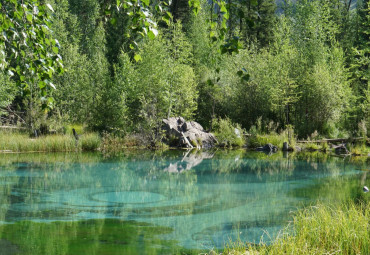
left=164, top=150, right=214, bottom=173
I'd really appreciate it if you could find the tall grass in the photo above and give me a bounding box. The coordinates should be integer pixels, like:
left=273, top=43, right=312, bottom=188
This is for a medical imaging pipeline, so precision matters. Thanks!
left=248, top=132, right=296, bottom=150
left=0, top=132, right=100, bottom=152
left=219, top=201, right=370, bottom=255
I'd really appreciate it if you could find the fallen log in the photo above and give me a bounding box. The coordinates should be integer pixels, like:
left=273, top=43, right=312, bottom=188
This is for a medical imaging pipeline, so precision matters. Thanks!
left=298, top=137, right=367, bottom=144
left=0, top=126, right=26, bottom=130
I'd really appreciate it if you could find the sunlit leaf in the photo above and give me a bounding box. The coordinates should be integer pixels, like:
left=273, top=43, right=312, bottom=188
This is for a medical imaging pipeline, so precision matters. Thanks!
left=134, top=54, right=142, bottom=62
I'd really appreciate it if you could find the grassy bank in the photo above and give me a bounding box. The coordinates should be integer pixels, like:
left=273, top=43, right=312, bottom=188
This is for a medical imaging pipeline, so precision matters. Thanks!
left=217, top=201, right=369, bottom=255
left=0, top=132, right=100, bottom=152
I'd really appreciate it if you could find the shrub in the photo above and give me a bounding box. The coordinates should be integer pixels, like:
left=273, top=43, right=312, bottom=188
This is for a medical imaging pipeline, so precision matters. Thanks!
left=213, top=118, right=245, bottom=148
left=80, top=133, right=101, bottom=151
left=247, top=125, right=297, bottom=150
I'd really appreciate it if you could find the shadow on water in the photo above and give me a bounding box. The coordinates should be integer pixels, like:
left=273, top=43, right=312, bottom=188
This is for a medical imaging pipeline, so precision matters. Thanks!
left=0, top=219, right=201, bottom=255
left=0, top=150, right=368, bottom=254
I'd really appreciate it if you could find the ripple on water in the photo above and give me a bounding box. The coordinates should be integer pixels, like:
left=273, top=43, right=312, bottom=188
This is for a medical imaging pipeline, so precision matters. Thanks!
left=92, top=191, right=167, bottom=204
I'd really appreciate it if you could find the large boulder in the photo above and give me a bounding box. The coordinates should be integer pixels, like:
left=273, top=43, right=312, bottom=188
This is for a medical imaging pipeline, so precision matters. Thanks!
left=256, top=143, right=278, bottom=152
left=162, top=117, right=217, bottom=148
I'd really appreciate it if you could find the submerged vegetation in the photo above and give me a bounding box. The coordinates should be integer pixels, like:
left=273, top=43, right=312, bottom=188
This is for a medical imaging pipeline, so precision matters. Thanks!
left=219, top=201, right=370, bottom=255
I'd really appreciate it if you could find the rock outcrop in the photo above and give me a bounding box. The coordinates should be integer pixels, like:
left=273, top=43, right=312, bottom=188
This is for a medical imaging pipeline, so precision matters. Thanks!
left=162, top=117, right=217, bottom=149
left=256, top=143, right=278, bottom=152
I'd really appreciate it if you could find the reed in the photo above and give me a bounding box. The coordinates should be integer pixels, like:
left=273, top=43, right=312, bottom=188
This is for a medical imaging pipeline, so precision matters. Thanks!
left=220, top=201, right=370, bottom=255
left=0, top=132, right=100, bottom=152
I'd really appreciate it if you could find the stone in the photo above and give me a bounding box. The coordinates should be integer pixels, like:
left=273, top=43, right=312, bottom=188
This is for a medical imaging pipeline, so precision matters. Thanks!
left=234, top=128, right=241, bottom=138
left=179, top=132, right=193, bottom=149
left=162, top=117, right=217, bottom=149
left=256, top=143, right=278, bottom=152
left=295, top=146, right=302, bottom=152
left=363, top=186, right=369, bottom=193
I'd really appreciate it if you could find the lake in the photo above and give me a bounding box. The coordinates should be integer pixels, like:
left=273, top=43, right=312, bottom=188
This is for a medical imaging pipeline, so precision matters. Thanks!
left=0, top=150, right=368, bottom=254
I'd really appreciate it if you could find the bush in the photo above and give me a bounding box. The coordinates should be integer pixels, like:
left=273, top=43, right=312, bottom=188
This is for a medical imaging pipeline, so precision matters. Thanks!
left=80, top=133, right=101, bottom=151
left=213, top=118, right=245, bottom=148
left=247, top=125, right=297, bottom=150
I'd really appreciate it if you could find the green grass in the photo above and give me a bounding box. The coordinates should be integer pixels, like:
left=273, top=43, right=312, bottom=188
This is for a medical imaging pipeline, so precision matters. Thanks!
left=218, top=201, right=370, bottom=255
left=348, top=143, right=370, bottom=156
left=248, top=132, right=296, bottom=150
left=0, top=132, right=100, bottom=152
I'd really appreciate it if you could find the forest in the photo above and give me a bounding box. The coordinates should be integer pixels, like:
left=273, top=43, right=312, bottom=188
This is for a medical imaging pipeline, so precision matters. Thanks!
left=0, top=0, right=369, bottom=143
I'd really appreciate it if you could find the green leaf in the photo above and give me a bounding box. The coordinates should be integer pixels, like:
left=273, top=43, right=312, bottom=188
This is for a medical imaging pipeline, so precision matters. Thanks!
left=148, top=28, right=158, bottom=40
left=142, top=0, right=150, bottom=7
left=26, top=14, right=33, bottom=22
left=148, top=30, right=155, bottom=40
left=220, top=4, right=227, bottom=13
left=134, top=54, right=142, bottom=62
left=110, top=17, right=117, bottom=26
left=52, top=47, right=58, bottom=54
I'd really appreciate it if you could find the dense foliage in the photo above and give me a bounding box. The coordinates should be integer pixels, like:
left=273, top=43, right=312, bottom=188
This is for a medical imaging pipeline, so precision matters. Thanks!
left=0, top=0, right=369, bottom=139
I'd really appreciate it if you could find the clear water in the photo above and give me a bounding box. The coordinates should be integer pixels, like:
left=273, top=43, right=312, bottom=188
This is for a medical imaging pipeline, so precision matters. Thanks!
left=0, top=150, right=368, bottom=255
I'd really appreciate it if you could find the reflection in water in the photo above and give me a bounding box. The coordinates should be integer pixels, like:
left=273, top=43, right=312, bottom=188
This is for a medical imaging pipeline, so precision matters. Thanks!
left=164, top=150, right=214, bottom=173
left=0, top=151, right=367, bottom=254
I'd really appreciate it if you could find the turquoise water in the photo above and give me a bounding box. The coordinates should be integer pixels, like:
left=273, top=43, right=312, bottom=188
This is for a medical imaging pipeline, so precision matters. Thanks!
left=0, top=150, right=367, bottom=254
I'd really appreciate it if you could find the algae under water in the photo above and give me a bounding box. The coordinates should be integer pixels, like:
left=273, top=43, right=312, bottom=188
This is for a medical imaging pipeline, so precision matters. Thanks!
left=0, top=150, right=367, bottom=254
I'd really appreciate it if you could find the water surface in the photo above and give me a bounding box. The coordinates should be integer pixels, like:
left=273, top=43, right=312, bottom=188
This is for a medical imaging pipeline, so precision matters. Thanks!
left=0, top=150, right=367, bottom=254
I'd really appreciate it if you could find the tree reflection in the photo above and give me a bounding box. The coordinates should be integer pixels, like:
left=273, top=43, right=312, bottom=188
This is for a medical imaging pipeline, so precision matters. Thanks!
left=0, top=150, right=367, bottom=252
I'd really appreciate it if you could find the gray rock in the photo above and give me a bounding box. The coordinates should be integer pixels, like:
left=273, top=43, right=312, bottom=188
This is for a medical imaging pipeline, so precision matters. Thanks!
left=162, top=117, right=217, bottom=148
left=179, top=132, right=194, bottom=149
left=295, top=146, right=302, bottom=152
left=256, top=143, right=278, bottom=152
